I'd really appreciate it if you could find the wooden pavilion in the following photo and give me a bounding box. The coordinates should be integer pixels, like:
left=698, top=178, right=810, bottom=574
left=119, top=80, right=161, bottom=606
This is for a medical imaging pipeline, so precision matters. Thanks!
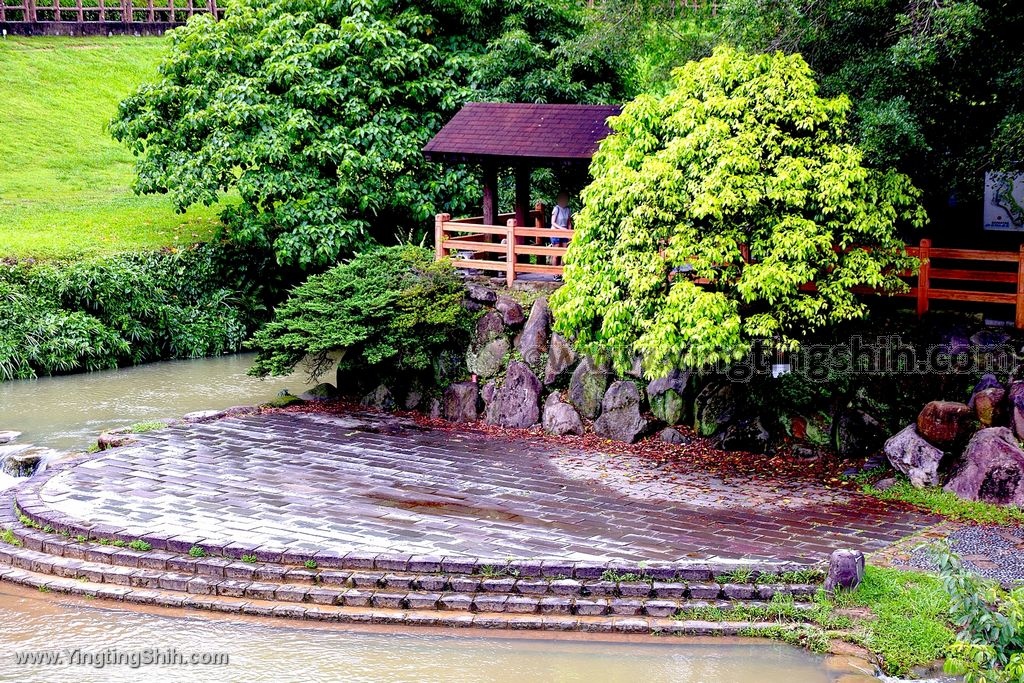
left=423, top=102, right=620, bottom=285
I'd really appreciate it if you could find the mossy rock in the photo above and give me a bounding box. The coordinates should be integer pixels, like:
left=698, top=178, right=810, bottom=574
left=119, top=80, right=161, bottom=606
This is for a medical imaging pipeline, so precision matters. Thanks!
left=264, top=394, right=305, bottom=409
left=651, top=389, right=686, bottom=425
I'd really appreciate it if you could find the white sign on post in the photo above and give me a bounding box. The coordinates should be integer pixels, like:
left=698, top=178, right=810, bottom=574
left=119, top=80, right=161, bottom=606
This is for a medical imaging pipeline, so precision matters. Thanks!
left=984, top=172, right=1024, bottom=231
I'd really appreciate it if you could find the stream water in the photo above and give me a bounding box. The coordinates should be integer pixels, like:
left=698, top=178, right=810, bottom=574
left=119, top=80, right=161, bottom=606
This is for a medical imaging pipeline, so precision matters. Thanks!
left=0, top=354, right=316, bottom=451
left=0, top=583, right=832, bottom=683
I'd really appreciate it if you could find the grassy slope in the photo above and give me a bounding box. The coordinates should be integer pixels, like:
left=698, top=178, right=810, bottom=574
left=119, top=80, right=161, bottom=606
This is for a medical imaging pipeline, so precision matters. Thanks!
left=0, top=36, right=219, bottom=259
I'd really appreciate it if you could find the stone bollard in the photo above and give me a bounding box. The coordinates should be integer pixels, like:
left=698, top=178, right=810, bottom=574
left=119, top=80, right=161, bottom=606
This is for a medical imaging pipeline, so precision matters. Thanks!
left=825, top=549, right=865, bottom=593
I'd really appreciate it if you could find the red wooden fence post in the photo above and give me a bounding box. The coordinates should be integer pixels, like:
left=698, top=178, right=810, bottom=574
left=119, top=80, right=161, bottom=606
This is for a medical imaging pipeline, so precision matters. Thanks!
left=434, top=213, right=449, bottom=262
left=1015, top=243, right=1024, bottom=330
left=506, top=218, right=517, bottom=287
left=916, top=238, right=931, bottom=319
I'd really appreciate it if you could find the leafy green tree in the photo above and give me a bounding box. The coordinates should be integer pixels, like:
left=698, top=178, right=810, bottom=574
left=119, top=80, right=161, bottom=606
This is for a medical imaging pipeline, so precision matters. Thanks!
left=550, top=47, right=926, bottom=377
left=111, top=0, right=622, bottom=269
left=249, top=246, right=471, bottom=386
left=717, top=0, right=1024, bottom=218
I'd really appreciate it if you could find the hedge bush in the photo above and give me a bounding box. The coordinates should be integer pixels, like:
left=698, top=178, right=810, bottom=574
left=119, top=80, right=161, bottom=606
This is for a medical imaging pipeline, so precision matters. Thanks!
left=0, top=243, right=276, bottom=380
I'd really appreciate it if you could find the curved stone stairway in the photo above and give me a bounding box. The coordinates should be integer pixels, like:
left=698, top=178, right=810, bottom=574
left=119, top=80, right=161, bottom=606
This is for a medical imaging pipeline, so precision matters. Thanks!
left=0, top=487, right=837, bottom=636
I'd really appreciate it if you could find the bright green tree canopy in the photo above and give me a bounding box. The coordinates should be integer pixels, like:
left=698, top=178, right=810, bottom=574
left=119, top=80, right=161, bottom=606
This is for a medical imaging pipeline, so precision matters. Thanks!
left=110, top=0, right=622, bottom=269
left=550, top=47, right=926, bottom=377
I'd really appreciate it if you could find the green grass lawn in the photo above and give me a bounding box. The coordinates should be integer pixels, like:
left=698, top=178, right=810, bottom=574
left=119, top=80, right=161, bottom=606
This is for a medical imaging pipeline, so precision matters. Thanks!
left=0, top=36, right=220, bottom=260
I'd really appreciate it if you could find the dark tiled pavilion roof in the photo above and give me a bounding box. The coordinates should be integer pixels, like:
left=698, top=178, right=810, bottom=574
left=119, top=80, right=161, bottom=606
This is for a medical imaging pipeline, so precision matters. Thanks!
left=423, top=102, right=621, bottom=166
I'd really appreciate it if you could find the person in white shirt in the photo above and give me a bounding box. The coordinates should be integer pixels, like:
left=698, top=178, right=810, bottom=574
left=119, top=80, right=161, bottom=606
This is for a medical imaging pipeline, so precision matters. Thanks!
left=550, top=191, right=572, bottom=269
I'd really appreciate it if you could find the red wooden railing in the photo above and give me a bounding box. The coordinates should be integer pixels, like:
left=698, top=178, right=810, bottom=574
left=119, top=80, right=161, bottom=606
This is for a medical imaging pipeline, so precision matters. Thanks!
left=435, top=220, right=1024, bottom=328
left=435, top=206, right=572, bottom=287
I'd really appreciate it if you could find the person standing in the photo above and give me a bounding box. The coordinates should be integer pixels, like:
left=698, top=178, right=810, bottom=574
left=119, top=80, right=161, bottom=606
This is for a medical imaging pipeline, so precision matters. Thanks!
left=550, top=191, right=572, bottom=269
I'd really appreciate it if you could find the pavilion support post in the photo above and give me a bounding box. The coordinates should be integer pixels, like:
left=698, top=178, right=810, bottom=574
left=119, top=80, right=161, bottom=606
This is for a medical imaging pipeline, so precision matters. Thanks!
left=482, top=164, right=498, bottom=227
left=514, top=165, right=531, bottom=263
left=514, top=165, right=531, bottom=232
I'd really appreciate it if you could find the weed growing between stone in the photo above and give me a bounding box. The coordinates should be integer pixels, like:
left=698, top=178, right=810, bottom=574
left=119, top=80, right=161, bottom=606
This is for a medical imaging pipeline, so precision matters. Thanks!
left=600, top=569, right=647, bottom=583
left=673, top=565, right=952, bottom=677
left=0, top=529, right=21, bottom=547
left=862, top=477, right=1024, bottom=526
left=128, top=421, right=168, bottom=434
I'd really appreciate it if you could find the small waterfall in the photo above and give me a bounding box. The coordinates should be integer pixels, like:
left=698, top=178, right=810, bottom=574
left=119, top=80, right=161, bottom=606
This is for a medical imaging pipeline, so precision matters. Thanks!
left=0, top=436, right=65, bottom=484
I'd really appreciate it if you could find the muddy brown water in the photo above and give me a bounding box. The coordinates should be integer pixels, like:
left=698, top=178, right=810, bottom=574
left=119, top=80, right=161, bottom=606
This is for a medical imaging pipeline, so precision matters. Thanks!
left=0, top=354, right=317, bottom=451
left=0, top=582, right=832, bottom=683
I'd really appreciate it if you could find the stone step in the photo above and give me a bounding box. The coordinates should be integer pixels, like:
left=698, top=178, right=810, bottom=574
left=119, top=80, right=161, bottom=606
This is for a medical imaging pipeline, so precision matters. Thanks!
left=9, top=486, right=825, bottom=582
left=0, top=559, right=820, bottom=636
left=0, top=519, right=821, bottom=601
left=0, top=540, right=822, bottom=617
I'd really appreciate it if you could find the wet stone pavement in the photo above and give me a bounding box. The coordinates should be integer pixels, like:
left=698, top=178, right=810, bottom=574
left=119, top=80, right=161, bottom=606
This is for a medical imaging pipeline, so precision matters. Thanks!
left=30, top=411, right=939, bottom=563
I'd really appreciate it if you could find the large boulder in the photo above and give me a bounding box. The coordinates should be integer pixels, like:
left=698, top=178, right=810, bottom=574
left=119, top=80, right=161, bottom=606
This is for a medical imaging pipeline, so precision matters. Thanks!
left=647, top=370, right=691, bottom=426
left=467, top=337, right=509, bottom=379
left=916, top=400, right=973, bottom=449
left=299, top=382, right=338, bottom=403
left=495, top=296, right=526, bottom=327
left=884, top=424, right=945, bottom=488
left=481, top=380, right=497, bottom=406
left=594, top=381, right=648, bottom=443
left=945, top=427, right=1024, bottom=505
left=694, top=382, right=738, bottom=437
left=1010, top=381, right=1024, bottom=441
left=568, top=356, right=610, bottom=420
left=835, top=409, right=886, bottom=458
left=442, top=381, right=480, bottom=422
left=542, top=393, right=584, bottom=436
left=720, top=417, right=769, bottom=453
left=517, top=297, right=551, bottom=367
left=972, top=373, right=1004, bottom=394
left=360, top=384, right=395, bottom=411
left=969, top=374, right=1007, bottom=427
left=475, top=311, right=506, bottom=345
left=485, top=362, right=542, bottom=428
left=402, top=381, right=425, bottom=411
left=543, top=333, right=577, bottom=386
left=466, top=283, right=497, bottom=305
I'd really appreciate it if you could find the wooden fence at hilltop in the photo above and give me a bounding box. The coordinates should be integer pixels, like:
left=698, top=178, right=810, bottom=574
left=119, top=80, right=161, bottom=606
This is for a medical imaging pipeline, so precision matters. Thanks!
left=1, top=0, right=717, bottom=33
left=0, top=0, right=220, bottom=32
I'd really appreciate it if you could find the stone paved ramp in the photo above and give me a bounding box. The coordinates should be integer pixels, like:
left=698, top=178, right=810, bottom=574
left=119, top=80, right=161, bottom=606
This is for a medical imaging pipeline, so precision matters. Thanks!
left=28, top=411, right=937, bottom=563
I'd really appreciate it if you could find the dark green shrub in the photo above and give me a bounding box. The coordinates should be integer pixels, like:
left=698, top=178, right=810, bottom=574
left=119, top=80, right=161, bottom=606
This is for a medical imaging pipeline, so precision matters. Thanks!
left=0, top=242, right=277, bottom=381
left=931, top=543, right=1024, bottom=682
left=249, top=246, right=472, bottom=391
